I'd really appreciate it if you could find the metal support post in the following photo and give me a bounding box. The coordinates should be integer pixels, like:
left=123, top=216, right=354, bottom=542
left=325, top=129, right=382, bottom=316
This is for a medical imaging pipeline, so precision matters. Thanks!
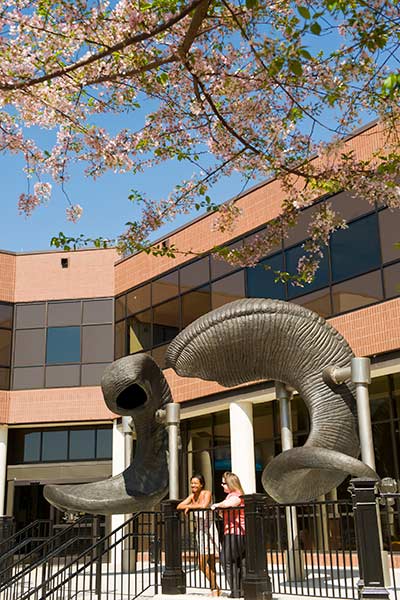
left=350, top=479, right=390, bottom=600
left=351, top=358, right=375, bottom=470
left=161, top=500, right=186, bottom=594
left=166, top=403, right=181, bottom=500
left=242, top=494, right=272, bottom=600
left=276, top=382, right=304, bottom=581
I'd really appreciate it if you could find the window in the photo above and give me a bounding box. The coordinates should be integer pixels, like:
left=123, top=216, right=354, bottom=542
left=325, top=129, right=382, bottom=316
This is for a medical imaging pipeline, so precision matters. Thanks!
left=82, top=299, right=113, bottom=324
left=46, top=327, right=81, bottom=364
left=82, top=324, right=113, bottom=363
left=0, top=329, right=11, bottom=366
left=128, top=311, right=151, bottom=353
left=180, top=258, right=209, bottom=292
left=48, top=301, right=81, bottom=326
left=15, top=303, right=46, bottom=329
left=42, top=430, right=69, bottom=461
left=383, top=263, right=400, bottom=299
left=14, top=329, right=46, bottom=367
left=152, top=271, right=179, bottom=304
left=0, top=368, right=10, bottom=390
left=182, top=286, right=211, bottom=328
left=210, top=240, right=243, bottom=279
left=69, top=429, right=96, bottom=460
left=126, top=285, right=151, bottom=316
left=24, top=432, right=41, bottom=462
left=151, top=344, right=169, bottom=370
left=379, top=209, right=400, bottom=264
left=246, top=254, right=285, bottom=300
left=212, top=271, right=245, bottom=309
left=153, top=299, right=180, bottom=346
left=115, top=320, right=126, bottom=359
left=0, top=304, right=12, bottom=328
left=286, top=245, right=329, bottom=298
left=332, top=270, right=383, bottom=314
left=292, top=288, right=332, bottom=318
left=330, top=214, right=380, bottom=282
left=115, top=296, right=126, bottom=322
left=96, top=428, right=113, bottom=459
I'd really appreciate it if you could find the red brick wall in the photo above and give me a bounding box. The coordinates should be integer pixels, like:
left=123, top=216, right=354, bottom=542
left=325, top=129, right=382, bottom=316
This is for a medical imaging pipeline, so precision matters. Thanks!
left=0, top=252, right=16, bottom=303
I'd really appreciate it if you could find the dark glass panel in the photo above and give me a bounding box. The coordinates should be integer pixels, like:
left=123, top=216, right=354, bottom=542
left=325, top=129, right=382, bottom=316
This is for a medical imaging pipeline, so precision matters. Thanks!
left=180, top=257, right=209, bottom=292
left=253, top=403, right=274, bottom=443
left=210, top=240, right=244, bottom=280
left=332, top=270, right=383, bottom=314
left=48, top=302, right=81, bottom=326
left=245, top=227, right=282, bottom=256
left=392, top=373, right=400, bottom=420
left=24, top=431, right=41, bottom=462
left=82, top=299, right=113, bottom=324
left=182, top=286, right=211, bottom=328
left=286, top=245, right=329, bottom=298
left=284, top=205, right=317, bottom=248
left=152, top=271, right=179, bottom=304
left=370, top=377, right=391, bottom=423
left=379, top=209, right=400, bottom=264
left=330, top=214, right=380, bottom=282
left=42, top=430, right=68, bottom=461
left=82, top=325, right=113, bottom=363
left=0, top=367, right=9, bottom=389
left=383, top=263, right=400, bottom=299
left=115, top=295, right=126, bottom=322
left=96, top=428, right=113, bottom=459
left=128, top=310, right=151, bottom=353
left=373, top=421, right=397, bottom=479
left=69, top=429, right=96, bottom=460
left=15, top=303, right=46, bottom=329
left=115, top=320, right=126, bottom=359
left=212, top=271, right=245, bottom=309
left=153, top=299, right=180, bottom=346
left=291, top=288, right=332, bottom=318
left=151, top=344, right=169, bottom=370
left=45, top=365, right=80, bottom=388
left=14, top=329, right=46, bottom=367
left=126, top=285, right=151, bottom=316
left=0, top=329, right=11, bottom=365
left=46, top=327, right=81, bottom=364
left=12, top=367, right=45, bottom=390
left=81, top=363, right=108, bottom=386
left=246, top=253, right=285, bottom=300
left=291, top=395, right=310, bottom=433
left=330, top=191, right=372, bottom=222
left=0, top=304, right=12, bottom=328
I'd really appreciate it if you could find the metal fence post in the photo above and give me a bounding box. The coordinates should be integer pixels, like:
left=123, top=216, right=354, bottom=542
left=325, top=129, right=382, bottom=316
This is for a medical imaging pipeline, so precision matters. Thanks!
left=161, top=499, right=186, bottom=595
left=242, top=494, right=272, bottom=600
left=350, top=478, right=390, bottom=600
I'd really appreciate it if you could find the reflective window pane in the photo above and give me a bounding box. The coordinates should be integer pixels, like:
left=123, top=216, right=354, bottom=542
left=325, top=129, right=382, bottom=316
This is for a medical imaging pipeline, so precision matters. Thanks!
left=370, top=377, right=391, bottom=423
left=284, top=205, right=317, bottom=248
left=286, top=245, right=329, bottom=298
left=330, top=214, right=380, bottom=282
left=330, top=191, right=372, bottom=222
left=15, top=303, right=46, bottom=329
left=0, top=330, right=11, bottom=365
left=82, top=299, right=113, bottom=324
left=151, top=344, right=169, bottom=370
left=46, top=327, right=81, bottom=364
left=373, top=421, right=397, bottom=479
left=332, top=270, right=383, bottom=314
left=45, top=365, right=80, bottom=388
left=182, top=286, right=211, bottom=328
left=115, top=320, right=126, bottom=359
left=24, top=432, right=41, bottom=462
left=152, top=271, right=179, bottom=304
left=14, top=329, right=46, bottom=367
left=69, top=429, right=95, bottom=460
left=48, top=302, right=81, bottom=326
left=0, top=368, right=9, bottom=389
left=115, top=296, right=126, bottom=322
left=126, top=285, right=151, bottom=316
left=0, top=304, right=12, bottom=328
left=291, top=288, right=332, bottom=318
left=246, top=253, right=285, bottom=300
left=128, top=310, right=151, bottom=353
left=13, top=367, right=45, bottom=390
left=180, top=258, right=209, bottom=292
left=383, top=263, right=400, bottom=299
left=82, top=325, right=113, bottom=363
left=42, top=430, right=68, bottom=461
left=379, top=208, right=400, bottom=264
left=96, top=428, right=112, bottom=459
left=153, top=299, right=180, bottom=346
left=210, top=240, right=243, bottom=280
left=212, top=271, right=245, bottom=309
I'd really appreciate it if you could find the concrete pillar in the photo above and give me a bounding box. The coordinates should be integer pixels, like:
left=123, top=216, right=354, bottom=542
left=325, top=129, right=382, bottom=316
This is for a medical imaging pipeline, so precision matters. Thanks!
left=0, top=426, right=8, bottom=515
left=229, top=401, right=256, bottom=494
left=111, top=420, right=125, bottom=535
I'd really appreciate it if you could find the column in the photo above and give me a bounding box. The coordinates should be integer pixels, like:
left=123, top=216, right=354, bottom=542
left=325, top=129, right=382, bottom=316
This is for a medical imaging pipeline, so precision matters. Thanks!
left=111, top=420, right=125, bottom=536
left=0, top=425, right=8, bottom=515
left=229, top=401, right=256, bottom=493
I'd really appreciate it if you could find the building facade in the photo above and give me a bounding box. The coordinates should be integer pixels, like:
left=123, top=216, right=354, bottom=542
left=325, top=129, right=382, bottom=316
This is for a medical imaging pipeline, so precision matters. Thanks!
left=1, top=121, right=400, bottom=526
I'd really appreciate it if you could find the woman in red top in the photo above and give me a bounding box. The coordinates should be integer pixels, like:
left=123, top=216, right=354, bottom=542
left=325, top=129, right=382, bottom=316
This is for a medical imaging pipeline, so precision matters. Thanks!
left=211, top=472, right=245, bottom=598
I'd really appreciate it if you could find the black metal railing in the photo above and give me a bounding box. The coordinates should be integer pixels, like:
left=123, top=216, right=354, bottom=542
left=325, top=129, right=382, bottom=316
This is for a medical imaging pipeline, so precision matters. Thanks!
left=1, top=511, right=162, bottom=600
left=378, top=492, right=400, bottom=600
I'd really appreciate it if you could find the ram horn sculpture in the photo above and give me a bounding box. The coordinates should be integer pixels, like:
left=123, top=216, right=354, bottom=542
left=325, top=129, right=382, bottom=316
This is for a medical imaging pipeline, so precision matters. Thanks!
left=166, top=298, right=378, bottom=503
left=44, top=354, right=170, bottom=515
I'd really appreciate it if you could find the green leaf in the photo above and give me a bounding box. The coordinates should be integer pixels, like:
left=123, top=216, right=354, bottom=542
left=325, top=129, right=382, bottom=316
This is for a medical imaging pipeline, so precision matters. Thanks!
left=288, top=59, right=303, bottom=76
left=297, top=6, right=311, bottom=19
left=245, top=0, right=258, bottom=8
left=310, top=21, right=321, bottom=35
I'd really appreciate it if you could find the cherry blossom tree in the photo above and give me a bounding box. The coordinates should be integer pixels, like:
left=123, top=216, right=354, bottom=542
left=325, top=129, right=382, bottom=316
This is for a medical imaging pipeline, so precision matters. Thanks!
left=1, top=0, right=399, bottom=281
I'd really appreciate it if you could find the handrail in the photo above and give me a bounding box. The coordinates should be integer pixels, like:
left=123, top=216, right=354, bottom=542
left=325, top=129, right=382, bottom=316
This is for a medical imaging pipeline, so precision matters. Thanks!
left=0, top=519, right=50, bottom=552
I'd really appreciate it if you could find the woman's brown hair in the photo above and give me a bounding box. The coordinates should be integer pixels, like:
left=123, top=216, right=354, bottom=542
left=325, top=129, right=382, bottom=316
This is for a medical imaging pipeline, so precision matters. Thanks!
left=223, top=471, right=244, bottom=495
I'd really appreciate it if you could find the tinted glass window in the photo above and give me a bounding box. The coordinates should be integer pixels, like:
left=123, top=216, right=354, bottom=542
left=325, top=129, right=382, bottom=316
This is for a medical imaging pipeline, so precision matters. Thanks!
left=0, top=368, right=9, bottom=390
left=180, top=258, right=209, bottom=292
left=383, top=263, right=400, bottom=299
left=153, top=299, right=180, bottom=346
left=82, top=324, right=113, bottom=363
left=46, top=327, right=81, bottom=364
left=126, top=285, right=151, bottom=316
left=210, top=240, right=243, bottom=280
left=332, top=270, right=383, bottom=314
left=151, top=344, right=169, bottom=370
left=152, top=271, right=179, bottom=304
left=291, top=288, right=332, bottom=318
left=128, top=311, right=151, bottom=353
left=0, top=304, right=12, bottom=328
left=13, top=367, right=45, bottom=390
left=212, top=271, right=245, bottom=309
left=42, top=430, right=68, bottom=461
left=115, top=296, right=126, bottom=322
left=182, top=286, right=211, bottom=328
left=69, top=429, right=96, bottom=460
left=286, top=245, right=329, bottom=298
left=82, top=299, right=113, bottom=324
left=47, top=302, right=81, bottom=326
left=15, top=303, right=46, bottom=329
left=14, top=329, right=46, bottom=367
left=81, top=363, right=108, bottom=386
left=246, top=254, right=285, bottom=300
left=115, top=320, right=126, bottom=359
left=24, top=431, right=41, bottom=462
left=0, top=330, right=11, bottom=365
left=379, top=209, right=400, bottom=264
left=330, top=214, right=380, bottom=282
left=45, top=365, right=80, bottom=388
left=330, top=191, right=372, bottom=222
left=284, top=205, right=316, bottom=248
left=96, top=428, right=113, bottom=459
left=370, top=377, right=391, bottom=422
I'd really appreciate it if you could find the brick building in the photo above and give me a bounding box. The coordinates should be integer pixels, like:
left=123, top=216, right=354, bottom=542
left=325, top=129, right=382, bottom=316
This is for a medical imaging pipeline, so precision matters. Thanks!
left=0, top=120, right=400, bottom=528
